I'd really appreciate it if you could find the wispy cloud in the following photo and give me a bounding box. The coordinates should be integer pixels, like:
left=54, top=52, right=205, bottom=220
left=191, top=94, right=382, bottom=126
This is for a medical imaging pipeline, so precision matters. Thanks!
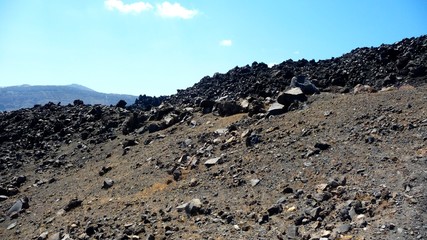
left=156, top=2, right=198, bottom=19
left=219, top=39, right=233, bottom=47
left=105, top=0, right=153, bottom=14
left=293, top=50, right=300, bottom=55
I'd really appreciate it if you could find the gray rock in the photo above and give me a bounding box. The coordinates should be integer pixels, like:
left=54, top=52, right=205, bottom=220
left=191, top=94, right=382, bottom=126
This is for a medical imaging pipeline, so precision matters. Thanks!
left=38, top=231, right=49, bottom=240
left=336, top=224, right=351, bottom=234
left=286, top=225, right=299, bottom=239
left=313, top=192, right=332, bottom=202
left=204, top=157, right=222, bottom=166
left=177, top=198, right=202, bottom=216
left=6, top=197, right=29, bottom=217
left=214, top=128, right=228, bottom=135
left=186, top=198, right=202, bottom=215
left=276, top=196, right=287, bottom=205
left=245, top=134, right=261, bottom=147
left=290, top=76, right=320, bottom=94
left=0, top=195, right=8, bottom=201
left=102, top=178, right=114, bottom=189
left=47, top=232, right=61, bottom=240
left=277, top=87, right=307, bottom=107
left=172, top=168, right=182, bottom=181
left=306, top=207, right=321, bottom=219
left=267, top=102, right=285, bottom=115
left=7, top=222, right=17, bottom=230
left=250, top=179, right=260, bottom=187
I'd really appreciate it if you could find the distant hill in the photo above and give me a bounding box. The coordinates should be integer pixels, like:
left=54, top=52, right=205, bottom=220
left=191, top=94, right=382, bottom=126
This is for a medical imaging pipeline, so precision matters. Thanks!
left=0, top=84, right=138, bottom=111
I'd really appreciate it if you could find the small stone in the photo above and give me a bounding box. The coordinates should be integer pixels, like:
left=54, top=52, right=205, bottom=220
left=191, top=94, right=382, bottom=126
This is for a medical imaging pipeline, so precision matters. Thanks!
left=189, top=178, right=198, bottom=187
left=47, top=232, right=61, bottom=240
left=7, top=222, right=17, bottom=230
left=267, top=204, right=283, bottom=216
left=214, top=128, right=228, bottom=135
left=102, top=178, right=114, bottom=189
left=321, top=230, right=331, bottom=237
left=204, top=157, right=222, bottom=166
left=39, top=231, right=49, bottom=240
left=250, top=179, right=260, bottom=187
left=241, top=129, right=252, bottom=138
left=242, top=225, right=251, bottom=231
left=283, top=187, right=294, bottom=194
left=44, top=216, right=55, bottom=224
left=286, top=206, right=297, bottom=212
left=99, top=166, right=112, bottom=176
left=172, top=168, right=181, bottom=181
left=336, top=224, right=352, bottom=234
left=185, top=198, right=202, bottom=215
left=286, top=225, right=299, bottom=238
left=313, top=192, right=332, bottom=202
left=246, top=134, right=261, bottom=147
left=63, top=198, right=82, bottom=212
left=316, top=184, right=328, bottom=192
left=267, top=102, right=285, bottom=115
left=6, top=197, right=29, bottom=217
left=306, top=207, right=321, bottom=219
left=61, top=234, right=72, bottom=240
left=314, top=142, right=330, bottom=150
left=56, top=209, right=66, bottom=216
left=276, top=197, right=287, bottom=205
left=258, top=214, right=269, bottom=224
left=86, top=225, right=96, bottom=236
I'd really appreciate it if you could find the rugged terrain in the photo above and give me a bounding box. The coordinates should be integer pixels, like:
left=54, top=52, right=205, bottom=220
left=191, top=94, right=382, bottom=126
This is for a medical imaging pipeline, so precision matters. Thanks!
left=0, top=84, right=137, bottom=112
left=0, top=35, right=426, bottom=240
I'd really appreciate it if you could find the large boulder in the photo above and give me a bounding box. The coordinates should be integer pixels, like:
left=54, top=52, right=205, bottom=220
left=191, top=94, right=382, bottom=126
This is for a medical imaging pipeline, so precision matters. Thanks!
left=290, top=76, right=320, bottom=94
left=277, top=87, right=307, bottom=107
left=215, top=101, right=243, bottom=116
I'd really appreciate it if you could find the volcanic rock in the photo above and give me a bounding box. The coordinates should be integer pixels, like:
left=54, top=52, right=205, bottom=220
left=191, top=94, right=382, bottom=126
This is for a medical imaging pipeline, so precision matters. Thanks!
left=63, top=199, right=82, bottom=212
left=277, top=87, right=307, bottom=107
left=290, top=76, right=320, bottom=94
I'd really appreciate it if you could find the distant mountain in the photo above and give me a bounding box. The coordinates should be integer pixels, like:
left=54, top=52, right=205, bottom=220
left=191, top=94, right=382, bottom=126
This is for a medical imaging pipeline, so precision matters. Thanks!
left=0, top=84, right=138, bottom=111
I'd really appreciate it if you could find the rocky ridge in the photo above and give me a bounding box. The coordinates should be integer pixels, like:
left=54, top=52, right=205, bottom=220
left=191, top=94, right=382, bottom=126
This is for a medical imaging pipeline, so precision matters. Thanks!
left=0, top=35, right=426, bottom=240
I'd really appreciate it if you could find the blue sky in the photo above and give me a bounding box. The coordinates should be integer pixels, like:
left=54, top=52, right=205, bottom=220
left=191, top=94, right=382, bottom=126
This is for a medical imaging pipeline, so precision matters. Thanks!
left=0, top=0, right=426, bottom=96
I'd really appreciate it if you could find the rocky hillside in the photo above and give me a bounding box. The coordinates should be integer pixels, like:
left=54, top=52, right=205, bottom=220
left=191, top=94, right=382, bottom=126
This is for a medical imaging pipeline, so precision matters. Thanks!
left=167, top=35, right=427, bottom=106
left=0, top=84, right=138, bottom=112
left=0, top=35, right=426, bottom=240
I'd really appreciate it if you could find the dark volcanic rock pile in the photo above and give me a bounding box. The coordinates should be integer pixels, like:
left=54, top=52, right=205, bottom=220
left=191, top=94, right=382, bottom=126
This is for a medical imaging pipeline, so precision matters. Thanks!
left=167, top=35, right=427, bottom=106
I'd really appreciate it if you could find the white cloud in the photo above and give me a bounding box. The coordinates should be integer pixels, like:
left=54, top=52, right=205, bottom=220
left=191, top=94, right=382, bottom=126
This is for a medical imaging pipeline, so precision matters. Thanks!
left=105, top=0, right=153, bottom=14
left=268, top=63, right=277, bottom=68
left=293, top=50, right=300, bottom=55
left=219, top=39, right=233, bottom=47
left=156, top=2, right=198, bottom=19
